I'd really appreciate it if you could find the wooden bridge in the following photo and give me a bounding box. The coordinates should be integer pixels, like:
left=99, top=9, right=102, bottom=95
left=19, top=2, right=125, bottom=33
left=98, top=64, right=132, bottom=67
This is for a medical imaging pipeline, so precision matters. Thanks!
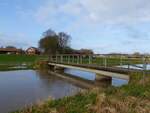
left=48, top=54, right=150, bottom=80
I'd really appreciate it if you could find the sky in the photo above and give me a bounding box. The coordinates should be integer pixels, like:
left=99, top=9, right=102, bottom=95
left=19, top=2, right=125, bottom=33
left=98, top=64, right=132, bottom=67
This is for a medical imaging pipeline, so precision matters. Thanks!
left=0, top=0, right=150, bottom=54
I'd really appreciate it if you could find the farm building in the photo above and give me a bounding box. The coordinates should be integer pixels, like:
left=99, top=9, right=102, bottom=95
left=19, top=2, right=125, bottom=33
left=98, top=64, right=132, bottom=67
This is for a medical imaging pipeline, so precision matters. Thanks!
left=0, top=48, right=22, bottom=54
left=74, top=49, right=94, bottom=55
left=26, top=47, right=40, bottom=55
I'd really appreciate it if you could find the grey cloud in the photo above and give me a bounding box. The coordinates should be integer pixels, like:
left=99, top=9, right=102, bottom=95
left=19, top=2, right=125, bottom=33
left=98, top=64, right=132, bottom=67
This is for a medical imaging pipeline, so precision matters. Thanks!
left=34, top=0, right=150, bottom=26
left=121, top=25, right=150, bottom=40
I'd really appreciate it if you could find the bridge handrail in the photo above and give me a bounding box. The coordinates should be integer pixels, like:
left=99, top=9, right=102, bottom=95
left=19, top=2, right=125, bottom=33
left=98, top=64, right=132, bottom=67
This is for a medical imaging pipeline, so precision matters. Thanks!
left=48, top=54, right=150, bottom=71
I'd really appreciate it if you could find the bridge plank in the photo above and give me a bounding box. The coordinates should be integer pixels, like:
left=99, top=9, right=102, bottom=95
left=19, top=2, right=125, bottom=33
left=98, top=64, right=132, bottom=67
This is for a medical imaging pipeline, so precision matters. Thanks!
left=48, top=63, right=129, bottom=80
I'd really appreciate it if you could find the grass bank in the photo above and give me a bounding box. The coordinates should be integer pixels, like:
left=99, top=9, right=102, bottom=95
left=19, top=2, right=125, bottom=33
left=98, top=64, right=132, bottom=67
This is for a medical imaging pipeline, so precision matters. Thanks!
left=11, top=72, right=150, bottom=113
left=0, top=54, right=48, bottom=71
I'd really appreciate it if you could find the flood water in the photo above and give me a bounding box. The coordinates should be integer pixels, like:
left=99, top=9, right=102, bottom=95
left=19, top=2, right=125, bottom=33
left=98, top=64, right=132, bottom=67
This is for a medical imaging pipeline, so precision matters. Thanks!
left=117, top=64, right=150, bottom=70
left=0, top=70, right=82, bottom=113
left=0, top=69, right=129, bottom=113
left=64, top=69, right=129, bottom=87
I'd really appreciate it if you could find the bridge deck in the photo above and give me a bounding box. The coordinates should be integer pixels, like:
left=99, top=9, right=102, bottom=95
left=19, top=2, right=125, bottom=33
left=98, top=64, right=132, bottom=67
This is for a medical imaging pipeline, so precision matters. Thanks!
left=48, top=62, right=129, bottom=80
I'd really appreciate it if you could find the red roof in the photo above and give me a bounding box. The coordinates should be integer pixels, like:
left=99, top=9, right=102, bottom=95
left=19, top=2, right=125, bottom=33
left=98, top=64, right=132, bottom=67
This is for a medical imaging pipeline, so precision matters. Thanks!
left=0, top=48, right=20, bottom=52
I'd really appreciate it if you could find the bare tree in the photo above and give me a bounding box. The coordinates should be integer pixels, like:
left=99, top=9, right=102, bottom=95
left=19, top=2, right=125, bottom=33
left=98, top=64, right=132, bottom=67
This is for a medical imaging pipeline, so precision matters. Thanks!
left=43, top=29, right=56, bottom=37
left=58, top=32, right=71, bottom=53
left=39, top=29, right=71, bottom=54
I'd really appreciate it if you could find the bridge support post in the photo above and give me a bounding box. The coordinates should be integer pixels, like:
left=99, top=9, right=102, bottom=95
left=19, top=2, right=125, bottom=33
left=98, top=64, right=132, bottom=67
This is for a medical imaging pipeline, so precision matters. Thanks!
left=142, top=57, right=147, bottom=71
left=89, top=55, right=92, bottom=64
left=80, top=55, right=82, bottom=64
left=72, top=55, right=75, bottom=64
left=77, top=55, right=79, bottom=64
left=95, top=73, right=112, bottom=81
left=61, top=55, right=63, bottom=63
left=68, top=55, right=70, bottom=64
left=128, top=64, right=130, bottom=70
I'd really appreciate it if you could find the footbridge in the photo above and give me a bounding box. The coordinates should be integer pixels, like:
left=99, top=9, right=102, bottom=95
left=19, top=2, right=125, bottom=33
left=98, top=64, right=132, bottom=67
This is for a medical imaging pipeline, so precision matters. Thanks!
left=48, top=54, right=149, bottom=80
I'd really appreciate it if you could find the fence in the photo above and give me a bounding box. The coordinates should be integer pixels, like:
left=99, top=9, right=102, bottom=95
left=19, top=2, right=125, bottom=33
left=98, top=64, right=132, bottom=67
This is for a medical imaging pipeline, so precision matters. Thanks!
left=49, top=54, right=150, bottom=71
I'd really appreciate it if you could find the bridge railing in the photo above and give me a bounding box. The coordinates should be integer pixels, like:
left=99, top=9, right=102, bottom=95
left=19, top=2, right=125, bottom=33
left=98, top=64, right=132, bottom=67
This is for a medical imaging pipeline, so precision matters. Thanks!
left=49, top=54, right=150, bottom=71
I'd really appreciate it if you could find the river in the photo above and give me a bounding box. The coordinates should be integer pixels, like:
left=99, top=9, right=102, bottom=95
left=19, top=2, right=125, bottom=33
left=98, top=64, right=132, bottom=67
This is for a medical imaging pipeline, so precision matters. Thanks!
left=0, top=69, right=128, bottom=113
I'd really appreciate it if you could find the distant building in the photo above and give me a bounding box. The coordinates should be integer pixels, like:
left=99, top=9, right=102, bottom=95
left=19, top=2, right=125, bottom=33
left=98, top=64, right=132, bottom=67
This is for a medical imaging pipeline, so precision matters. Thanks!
left=26, top=47, right=40, bottom=55
left=0, top=48, right=22, bottom=54
left=79, top=49, right=94, bottom=55
left=74, top=49, right=94, bottom=55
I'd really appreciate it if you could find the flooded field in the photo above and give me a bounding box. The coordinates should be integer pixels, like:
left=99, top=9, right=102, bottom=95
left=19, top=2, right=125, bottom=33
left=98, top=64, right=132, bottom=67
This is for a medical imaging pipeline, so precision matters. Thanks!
left=0, top=70, right=82, bottom=113
left=0, top=69, right=129, bottom=113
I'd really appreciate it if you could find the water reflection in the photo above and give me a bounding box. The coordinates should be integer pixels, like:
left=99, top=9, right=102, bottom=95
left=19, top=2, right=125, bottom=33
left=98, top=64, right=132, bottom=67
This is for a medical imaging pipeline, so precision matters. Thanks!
left=65, top=69, right=95, bottom=80
left=0, top=69, right=129, bottom=113
left=0, top=70, right=82, bottom=113
left=117, top=64, right=150, bottom=70
left=112, top=78, right=129, bottom=87
left=64, top=69, right=129, bottom=87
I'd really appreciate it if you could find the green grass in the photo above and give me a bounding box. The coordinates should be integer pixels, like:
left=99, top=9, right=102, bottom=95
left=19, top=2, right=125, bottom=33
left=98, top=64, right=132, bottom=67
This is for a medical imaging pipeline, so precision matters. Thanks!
left=0, top=54, right=48, bottom=70
left=106, top=72, right=150, bottom=98
left=12, top=91, right=97, bottom=113
left=0, top=54, right=48, bottom=64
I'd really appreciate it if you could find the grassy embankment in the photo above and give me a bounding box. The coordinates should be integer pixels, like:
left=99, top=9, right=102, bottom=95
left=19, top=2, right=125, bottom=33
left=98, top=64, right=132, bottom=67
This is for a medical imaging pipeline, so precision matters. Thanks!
left=0, top=54, right=48, bottom=71
left=11, top=72, right=150, bottom=113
